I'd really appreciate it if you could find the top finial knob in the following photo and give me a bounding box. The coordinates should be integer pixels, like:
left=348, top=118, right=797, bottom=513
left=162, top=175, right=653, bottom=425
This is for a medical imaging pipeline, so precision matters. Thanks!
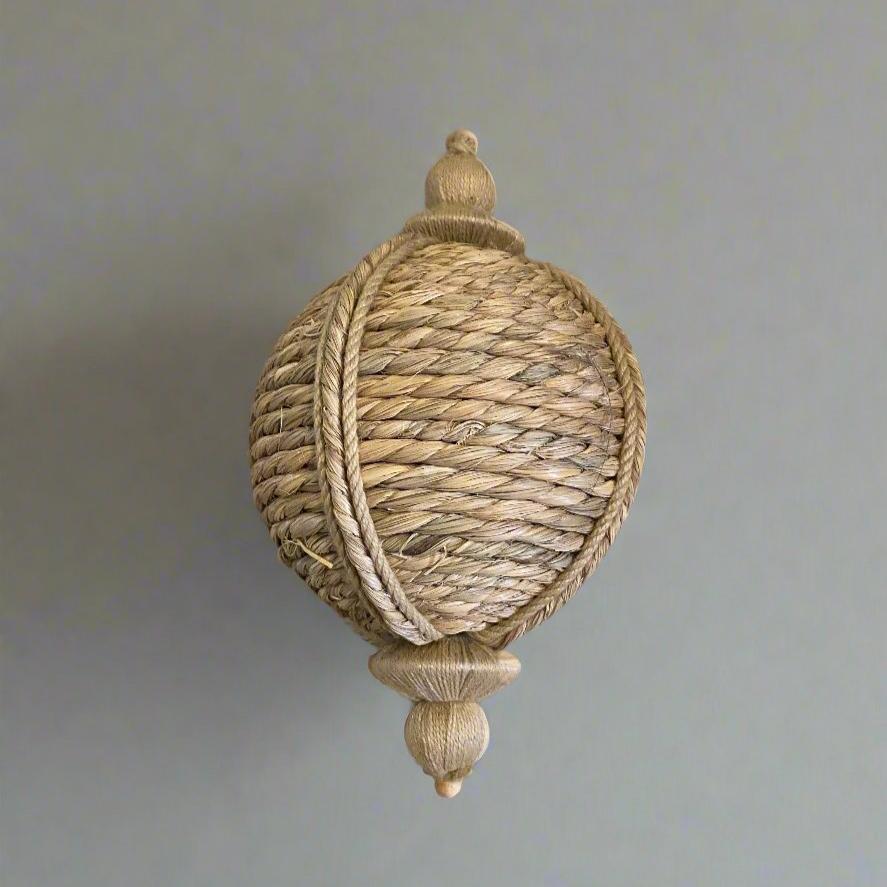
left=445, top=129, right=479, bottom=155
left=402, top=130, right=524, bottom=254
left=424, top=129, right=496, bottom=214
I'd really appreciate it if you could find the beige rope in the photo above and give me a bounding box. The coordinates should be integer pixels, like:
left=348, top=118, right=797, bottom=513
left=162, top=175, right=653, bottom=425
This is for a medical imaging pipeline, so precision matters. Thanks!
left=315, top=234, right=443, bottom=645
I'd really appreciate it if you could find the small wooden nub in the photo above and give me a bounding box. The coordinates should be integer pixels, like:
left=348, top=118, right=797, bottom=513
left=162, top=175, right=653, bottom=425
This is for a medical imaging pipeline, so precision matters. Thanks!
left=369, top=636, right=520, bottom=797
left=435, top=778, right=462, bottom=798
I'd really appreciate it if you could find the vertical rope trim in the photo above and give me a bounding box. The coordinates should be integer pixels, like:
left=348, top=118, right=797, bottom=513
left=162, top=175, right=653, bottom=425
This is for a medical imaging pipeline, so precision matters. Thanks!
left=315, top=234, right=443, bottom=645
left=476, top=262, right=647, bottom=649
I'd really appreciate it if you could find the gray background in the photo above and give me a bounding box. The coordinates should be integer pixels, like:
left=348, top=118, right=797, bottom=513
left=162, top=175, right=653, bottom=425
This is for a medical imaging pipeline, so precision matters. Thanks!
left=2, top=2, right=885, bottom=885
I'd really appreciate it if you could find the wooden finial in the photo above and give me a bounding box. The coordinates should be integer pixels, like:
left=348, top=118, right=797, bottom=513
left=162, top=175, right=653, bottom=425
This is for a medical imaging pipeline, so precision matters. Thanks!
left=369, top=635, right=520, bottom=797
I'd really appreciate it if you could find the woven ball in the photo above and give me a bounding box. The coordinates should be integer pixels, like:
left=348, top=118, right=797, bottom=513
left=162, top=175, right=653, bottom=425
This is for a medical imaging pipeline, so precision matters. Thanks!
left=249, top=131, right=645, bottom=652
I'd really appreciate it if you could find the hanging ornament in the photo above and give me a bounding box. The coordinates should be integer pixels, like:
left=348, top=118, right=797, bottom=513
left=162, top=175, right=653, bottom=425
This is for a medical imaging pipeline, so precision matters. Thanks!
left=250, top=130, right=645, bottom=796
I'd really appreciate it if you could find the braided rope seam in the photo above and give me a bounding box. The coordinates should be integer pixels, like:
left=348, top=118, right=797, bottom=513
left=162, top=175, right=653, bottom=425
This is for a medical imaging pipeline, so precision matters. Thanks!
left=315, top=234, right=443, bottom=645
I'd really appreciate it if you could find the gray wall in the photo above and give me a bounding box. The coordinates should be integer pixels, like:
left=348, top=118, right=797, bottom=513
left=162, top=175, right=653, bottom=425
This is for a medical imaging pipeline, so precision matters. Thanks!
left=2, top=3, right=885, bottom=885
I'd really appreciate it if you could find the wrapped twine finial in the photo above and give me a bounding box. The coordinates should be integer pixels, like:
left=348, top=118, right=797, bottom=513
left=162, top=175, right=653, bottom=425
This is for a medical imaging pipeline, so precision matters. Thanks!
left=370, top=635, right=520, bottom=797
left=404, top=130, right=523, bottom=253
left=250, top=129, right=645, bottom=796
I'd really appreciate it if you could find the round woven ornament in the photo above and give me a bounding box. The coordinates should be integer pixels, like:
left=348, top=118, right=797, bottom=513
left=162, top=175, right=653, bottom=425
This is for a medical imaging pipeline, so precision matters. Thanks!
left=250, top=131, right=645, bottom=796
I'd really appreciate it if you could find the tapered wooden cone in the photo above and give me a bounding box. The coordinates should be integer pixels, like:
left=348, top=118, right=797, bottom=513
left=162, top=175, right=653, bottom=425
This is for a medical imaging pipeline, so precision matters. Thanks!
left=369, top=635, right=520, bottom=796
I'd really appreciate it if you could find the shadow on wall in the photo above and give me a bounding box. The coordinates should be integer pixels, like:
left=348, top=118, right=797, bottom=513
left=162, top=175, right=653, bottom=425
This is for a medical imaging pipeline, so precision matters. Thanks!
left=2, top=192, right=379, bottom=793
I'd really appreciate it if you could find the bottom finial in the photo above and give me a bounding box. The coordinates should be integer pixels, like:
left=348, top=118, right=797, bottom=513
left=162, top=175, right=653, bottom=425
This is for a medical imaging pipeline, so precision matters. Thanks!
left=369, top=635, right=520, bottom=797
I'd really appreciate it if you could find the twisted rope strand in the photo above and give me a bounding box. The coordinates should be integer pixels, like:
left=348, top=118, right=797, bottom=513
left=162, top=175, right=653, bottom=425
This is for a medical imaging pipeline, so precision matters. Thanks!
left=316, top=235, right=443, bottom=644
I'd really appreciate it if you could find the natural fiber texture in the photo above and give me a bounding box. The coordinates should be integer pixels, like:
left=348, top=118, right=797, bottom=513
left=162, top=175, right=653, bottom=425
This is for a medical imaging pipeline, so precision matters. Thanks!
left=250, top=240, right=644, bottom=645
left=369, top=635, right=520, bottom=702
left=249, top=131, right=645, bottom=649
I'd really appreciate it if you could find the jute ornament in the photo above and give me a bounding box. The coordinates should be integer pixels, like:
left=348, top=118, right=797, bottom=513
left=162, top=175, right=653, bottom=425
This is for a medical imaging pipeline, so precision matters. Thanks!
left=250, top=131, right=645, bottom=797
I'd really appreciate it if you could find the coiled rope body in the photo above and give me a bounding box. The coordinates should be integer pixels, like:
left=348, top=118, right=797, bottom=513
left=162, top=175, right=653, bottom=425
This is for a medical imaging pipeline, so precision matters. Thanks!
left=250, top=238, right=644, bottom=647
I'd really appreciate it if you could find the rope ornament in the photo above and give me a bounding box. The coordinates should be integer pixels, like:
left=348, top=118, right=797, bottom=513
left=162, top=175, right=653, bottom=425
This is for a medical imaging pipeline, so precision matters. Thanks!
left=250, top=131, right=646, bottom=795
